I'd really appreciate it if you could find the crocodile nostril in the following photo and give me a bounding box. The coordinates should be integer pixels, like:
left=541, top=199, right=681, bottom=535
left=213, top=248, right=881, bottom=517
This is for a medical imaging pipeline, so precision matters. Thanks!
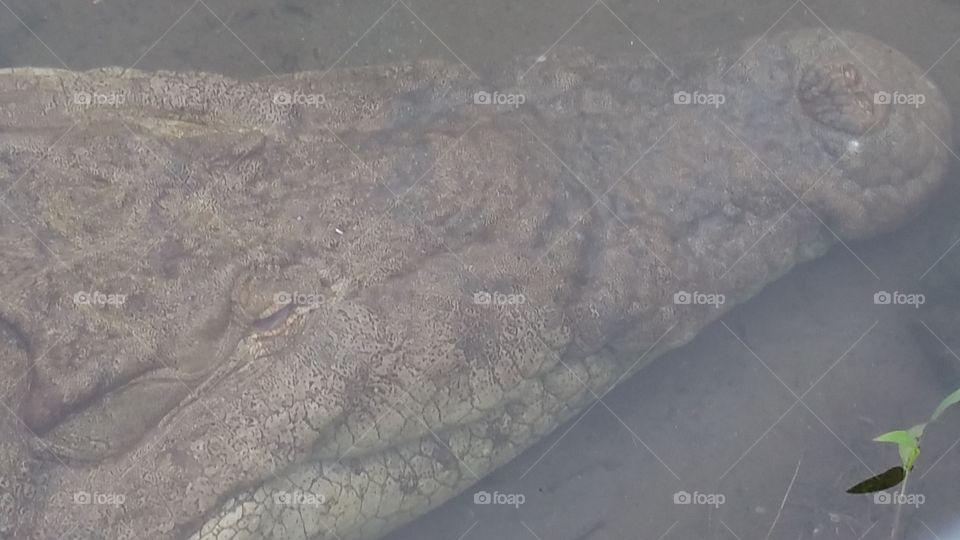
left=854, top=91, right=873, bottom=112
left=840, top=63, right=861, bottom=86
left=797, top=63, right=887, bottom=135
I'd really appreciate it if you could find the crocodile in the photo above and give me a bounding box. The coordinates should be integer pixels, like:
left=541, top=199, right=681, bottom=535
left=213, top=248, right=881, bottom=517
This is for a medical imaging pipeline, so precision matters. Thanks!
left=0, top=28, right=951, bottom=539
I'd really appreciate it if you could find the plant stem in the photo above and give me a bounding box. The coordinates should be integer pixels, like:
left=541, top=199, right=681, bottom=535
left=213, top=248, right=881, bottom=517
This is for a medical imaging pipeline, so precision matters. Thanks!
left=890, top=473, right=909, bottom=540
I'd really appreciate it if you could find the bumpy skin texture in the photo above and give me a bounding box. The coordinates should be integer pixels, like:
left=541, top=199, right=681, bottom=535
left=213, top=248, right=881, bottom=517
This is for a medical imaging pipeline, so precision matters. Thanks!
left=0, top=29, right=950, bottom=539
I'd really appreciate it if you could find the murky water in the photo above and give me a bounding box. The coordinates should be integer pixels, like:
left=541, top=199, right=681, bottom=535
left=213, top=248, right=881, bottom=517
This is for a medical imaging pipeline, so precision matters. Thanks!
left=2, top=1, right=960, bottom=539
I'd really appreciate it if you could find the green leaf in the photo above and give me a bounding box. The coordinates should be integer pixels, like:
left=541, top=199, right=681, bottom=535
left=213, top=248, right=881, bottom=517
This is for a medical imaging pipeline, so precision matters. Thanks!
left=873, top=430, right=917, bottom=446
left=873, top=430, right=920, bottom=470
left=846, top=466, right=906, bottom=494
left=907, top=423, right=926, bottom=440
left=930, top=386, right=960, bottom=422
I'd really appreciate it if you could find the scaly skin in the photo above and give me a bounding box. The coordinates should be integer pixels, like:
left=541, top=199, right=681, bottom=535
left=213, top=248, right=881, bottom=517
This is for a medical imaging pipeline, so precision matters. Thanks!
left=0, top=29, right=950, bottom=539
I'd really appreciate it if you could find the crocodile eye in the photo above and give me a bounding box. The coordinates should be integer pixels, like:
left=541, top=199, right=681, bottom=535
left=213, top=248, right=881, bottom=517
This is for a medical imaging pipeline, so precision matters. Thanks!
left=249, top=292, right=325, bottom=336
left=797, top=63, right=887, bottom=135
left=840, top=63, right=861, bottom=86
left=251, top=302, right=295, bottom=332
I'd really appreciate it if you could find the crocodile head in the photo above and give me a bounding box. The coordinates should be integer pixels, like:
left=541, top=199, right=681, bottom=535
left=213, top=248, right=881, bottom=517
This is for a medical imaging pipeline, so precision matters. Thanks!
left=725, top=29, right=951, bottom=240
left=0, top=28, right=950, bottom=540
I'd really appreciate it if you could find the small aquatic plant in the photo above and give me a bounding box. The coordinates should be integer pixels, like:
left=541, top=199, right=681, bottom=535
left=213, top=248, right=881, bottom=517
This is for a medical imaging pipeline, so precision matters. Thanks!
left=846, top=385, right=960, bottom=538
